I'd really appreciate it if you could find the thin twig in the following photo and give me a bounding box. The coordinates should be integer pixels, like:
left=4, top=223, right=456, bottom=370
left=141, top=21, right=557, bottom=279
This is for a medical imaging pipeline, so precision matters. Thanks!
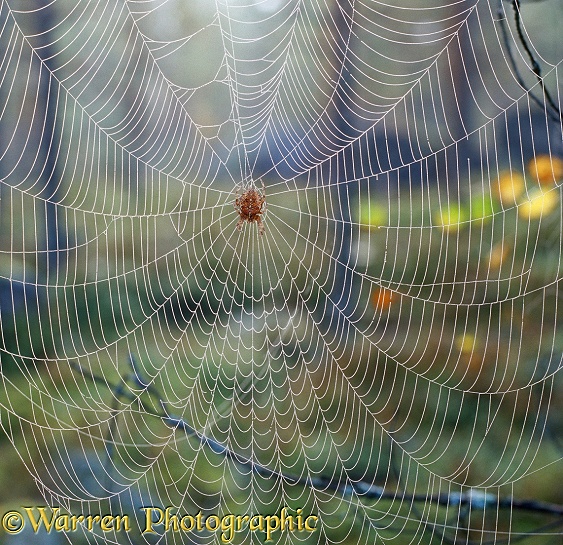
left=70, top=358, right=563, bottom=521
left=499, top=0, right=561, bottom=122
left=497, top=4, right=548, bottom=115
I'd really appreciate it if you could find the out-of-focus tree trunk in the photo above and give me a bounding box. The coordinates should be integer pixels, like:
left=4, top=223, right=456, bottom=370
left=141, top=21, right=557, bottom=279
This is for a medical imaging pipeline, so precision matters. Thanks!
left=32, top=1, right=66, bottom=283
left=327, top=0, right=475, bottom=325
left=329, top=0, right=357, bottom=325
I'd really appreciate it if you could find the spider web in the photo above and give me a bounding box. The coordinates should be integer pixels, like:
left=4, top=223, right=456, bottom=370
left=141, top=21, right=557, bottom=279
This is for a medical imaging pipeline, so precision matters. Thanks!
left=0, top=0, right=562, bottom=543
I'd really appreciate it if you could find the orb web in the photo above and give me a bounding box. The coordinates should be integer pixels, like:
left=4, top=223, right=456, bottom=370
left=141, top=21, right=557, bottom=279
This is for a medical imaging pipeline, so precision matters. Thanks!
left=0, top=0, right=562, bottom=543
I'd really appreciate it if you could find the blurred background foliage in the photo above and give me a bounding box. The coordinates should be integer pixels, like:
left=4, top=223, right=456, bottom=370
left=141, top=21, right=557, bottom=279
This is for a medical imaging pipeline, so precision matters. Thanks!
left=0, top=0, right=562, bottom=544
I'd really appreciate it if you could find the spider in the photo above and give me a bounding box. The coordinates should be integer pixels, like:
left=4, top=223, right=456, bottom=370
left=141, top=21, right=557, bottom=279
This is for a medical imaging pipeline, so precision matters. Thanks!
left=234, top=181, right=266, bottom=235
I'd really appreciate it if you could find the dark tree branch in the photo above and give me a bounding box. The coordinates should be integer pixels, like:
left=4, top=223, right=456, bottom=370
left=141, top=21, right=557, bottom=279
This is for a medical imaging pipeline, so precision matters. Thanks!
left=498, top=0, right=561, bottom=123
left=70, top=357, right=563, bottom=525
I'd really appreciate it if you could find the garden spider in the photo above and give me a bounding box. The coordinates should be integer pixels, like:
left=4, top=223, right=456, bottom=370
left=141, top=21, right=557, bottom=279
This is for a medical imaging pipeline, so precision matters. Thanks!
left=234, top=181, right=266, bottom=235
